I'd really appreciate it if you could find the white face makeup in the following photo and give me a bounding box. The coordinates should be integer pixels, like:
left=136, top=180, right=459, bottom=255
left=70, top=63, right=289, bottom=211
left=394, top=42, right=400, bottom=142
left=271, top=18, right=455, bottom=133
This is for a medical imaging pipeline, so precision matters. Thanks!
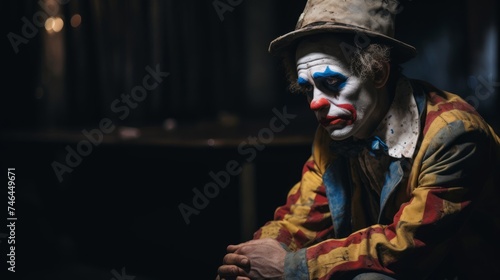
left=295, top=36, right=386, bottom=140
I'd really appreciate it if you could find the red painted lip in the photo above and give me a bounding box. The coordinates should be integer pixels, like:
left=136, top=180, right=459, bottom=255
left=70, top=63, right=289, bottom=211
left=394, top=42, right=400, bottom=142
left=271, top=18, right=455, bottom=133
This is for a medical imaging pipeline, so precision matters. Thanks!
left=319, top=103, right=357, bottom=127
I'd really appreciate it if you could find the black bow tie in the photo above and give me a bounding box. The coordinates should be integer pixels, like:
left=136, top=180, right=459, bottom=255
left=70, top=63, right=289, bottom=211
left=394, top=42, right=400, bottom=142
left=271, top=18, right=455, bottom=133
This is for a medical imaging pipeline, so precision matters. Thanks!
left=329, top=136, right=388, bottom=158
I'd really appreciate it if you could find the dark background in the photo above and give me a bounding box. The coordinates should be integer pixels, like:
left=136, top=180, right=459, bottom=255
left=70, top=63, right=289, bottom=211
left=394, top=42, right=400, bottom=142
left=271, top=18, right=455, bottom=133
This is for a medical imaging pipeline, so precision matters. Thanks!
left=1, top=0, right=499, bottom=279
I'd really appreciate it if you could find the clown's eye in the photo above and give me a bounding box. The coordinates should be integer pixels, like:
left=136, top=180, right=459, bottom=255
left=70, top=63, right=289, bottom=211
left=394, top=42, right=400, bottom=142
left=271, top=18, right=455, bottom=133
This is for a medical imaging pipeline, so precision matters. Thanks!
left=312, top=67, right=348, bottom=93
left=322, top=76, right=347, bottom=92
left=326, top=77, right=340, bottom=85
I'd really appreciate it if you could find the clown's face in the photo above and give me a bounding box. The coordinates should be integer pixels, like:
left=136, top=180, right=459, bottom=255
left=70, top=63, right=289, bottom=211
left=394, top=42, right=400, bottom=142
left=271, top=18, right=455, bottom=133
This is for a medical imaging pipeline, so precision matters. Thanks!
left=295, top=36, right=389, bottom=140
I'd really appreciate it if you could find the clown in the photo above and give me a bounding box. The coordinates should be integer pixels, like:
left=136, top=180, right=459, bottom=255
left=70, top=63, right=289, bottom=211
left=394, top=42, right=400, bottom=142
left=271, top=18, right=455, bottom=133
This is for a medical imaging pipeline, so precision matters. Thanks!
left=216, top=0, right=500, bottom=279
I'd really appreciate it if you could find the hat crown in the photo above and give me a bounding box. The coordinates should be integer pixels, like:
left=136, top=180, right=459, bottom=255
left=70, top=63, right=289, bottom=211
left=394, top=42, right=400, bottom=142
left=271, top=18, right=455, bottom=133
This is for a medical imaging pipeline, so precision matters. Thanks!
left=296, top=0, right=401, bottom=37
left=268, top=0, right=416, bottom=63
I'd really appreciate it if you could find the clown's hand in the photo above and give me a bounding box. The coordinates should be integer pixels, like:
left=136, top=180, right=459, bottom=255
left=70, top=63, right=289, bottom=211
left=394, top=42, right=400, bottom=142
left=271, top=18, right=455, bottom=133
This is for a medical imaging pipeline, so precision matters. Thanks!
left=228, top=238, right=286, bottom=280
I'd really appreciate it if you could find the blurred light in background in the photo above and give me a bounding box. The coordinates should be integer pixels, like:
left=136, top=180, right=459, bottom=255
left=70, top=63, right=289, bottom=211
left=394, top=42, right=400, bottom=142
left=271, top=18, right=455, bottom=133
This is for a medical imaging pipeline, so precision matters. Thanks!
left=44, top=16, right=64, bottom=33
left=70, top=14, right=82, bottom=28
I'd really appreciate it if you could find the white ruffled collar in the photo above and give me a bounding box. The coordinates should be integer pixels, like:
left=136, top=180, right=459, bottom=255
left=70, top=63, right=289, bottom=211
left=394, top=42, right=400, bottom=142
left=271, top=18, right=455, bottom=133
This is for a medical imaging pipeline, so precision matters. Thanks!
left=373, top=76, right=420, bottom=159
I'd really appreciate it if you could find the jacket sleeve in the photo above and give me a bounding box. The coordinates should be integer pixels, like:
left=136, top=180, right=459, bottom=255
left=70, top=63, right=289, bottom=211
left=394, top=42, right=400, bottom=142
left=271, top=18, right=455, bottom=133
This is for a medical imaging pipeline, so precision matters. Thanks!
left=253, top=126, right=334, bottom=252
left=284, top=113, right=497, bottom=279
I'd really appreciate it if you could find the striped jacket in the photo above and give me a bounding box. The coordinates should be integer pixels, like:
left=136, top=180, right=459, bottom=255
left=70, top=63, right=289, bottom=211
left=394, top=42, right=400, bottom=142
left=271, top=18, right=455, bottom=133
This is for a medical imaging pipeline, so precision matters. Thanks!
left=253, top=79, right=500, bottom=279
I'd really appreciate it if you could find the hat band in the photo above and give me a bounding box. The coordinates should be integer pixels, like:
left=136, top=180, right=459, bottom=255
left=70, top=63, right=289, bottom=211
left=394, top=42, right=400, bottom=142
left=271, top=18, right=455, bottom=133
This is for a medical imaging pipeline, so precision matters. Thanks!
left=302, top=21, right=371, bottom=32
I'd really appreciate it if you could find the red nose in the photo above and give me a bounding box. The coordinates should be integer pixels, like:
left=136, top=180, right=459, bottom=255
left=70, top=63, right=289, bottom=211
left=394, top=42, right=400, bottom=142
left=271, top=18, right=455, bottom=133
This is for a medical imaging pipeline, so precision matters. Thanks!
left=310, top=98, right=330, bottom=111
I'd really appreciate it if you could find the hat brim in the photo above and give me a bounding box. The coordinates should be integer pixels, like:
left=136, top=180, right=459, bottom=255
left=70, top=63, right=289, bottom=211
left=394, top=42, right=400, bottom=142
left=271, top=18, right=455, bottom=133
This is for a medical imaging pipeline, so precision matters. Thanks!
left=269, top=24, right=417, bottom=63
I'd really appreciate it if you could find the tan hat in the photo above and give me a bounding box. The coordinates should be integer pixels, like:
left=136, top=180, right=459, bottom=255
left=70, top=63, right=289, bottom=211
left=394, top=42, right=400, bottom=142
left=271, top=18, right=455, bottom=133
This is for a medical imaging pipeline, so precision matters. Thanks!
left=269, top=0, right=417, bottom=63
